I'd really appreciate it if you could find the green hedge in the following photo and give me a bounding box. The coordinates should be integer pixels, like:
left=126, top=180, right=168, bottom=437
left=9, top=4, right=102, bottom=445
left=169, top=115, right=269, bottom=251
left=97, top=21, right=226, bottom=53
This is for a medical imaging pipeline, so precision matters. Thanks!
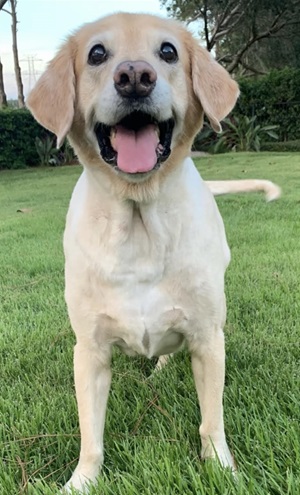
left=1, top=69, right=300, bottom=168
left=236, top=68, right=300, bottom=142
left=193, top=68, right=300, bottom=151
left=261, top=140, right=300, bottom=152
left=0, top=108, right=53, bottom=169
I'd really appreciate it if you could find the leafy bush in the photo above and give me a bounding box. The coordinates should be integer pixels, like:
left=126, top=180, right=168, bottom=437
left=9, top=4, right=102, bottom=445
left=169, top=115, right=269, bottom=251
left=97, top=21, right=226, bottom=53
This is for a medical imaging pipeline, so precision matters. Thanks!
left=0, top=108, right=49, bottom=169
left=0, top=108, right=77, bottom=169
left=261, top=140, right=300, bottom=152
left=2, top=69, right=300, bottom=166
left=214, top=115, right=278, bottom=153
left=194, top=116, right=278, bottom=154
left=236, top=68, right=300, bottom=142
left=194, top=68, right=300, bottom=152
left=35, top=135, right=59, bottom=166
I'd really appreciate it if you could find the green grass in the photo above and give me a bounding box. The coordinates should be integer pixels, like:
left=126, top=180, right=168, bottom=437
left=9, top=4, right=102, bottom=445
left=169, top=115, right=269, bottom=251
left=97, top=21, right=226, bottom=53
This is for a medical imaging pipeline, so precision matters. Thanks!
left=0, top=152, right=299, bottom=495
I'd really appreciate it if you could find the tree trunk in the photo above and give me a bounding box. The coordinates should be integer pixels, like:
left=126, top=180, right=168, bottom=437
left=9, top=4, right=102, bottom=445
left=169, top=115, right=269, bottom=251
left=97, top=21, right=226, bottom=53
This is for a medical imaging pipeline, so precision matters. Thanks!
left=10, top=0, right=24, bottom=108
left=0, top=57, right=8, bottom=107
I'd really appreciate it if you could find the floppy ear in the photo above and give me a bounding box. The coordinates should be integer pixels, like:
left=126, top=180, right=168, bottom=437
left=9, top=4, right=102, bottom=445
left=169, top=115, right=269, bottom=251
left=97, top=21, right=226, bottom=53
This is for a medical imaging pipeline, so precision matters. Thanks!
left=191, top=43, right=239, bottom=132
left=26, top=41, right=75, bottom=147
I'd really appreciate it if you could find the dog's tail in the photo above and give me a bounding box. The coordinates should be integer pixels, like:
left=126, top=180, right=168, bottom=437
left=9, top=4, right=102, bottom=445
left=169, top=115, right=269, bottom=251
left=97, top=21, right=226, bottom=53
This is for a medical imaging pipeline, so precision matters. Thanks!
left=205, top=179, right=281, bottom=202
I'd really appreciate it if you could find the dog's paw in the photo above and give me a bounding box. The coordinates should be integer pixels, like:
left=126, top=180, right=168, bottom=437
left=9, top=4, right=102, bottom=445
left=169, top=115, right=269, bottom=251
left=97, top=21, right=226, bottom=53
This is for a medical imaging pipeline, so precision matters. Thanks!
left=61, top=472, right=96, bottom=494
left=154, top=354, right=171, bottom=372
left=201, top=437, right=236, bottom=472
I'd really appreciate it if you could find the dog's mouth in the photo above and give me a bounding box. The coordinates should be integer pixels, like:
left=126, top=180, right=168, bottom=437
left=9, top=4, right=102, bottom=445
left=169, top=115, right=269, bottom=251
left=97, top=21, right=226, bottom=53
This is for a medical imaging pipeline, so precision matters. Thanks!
left=94, top=111, right=174, bottom=174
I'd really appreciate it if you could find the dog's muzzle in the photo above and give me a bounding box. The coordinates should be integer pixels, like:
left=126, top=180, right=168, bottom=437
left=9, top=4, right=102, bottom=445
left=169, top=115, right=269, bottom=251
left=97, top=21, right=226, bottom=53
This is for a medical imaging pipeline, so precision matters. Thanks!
left=94, top=60, right=175, bottom=175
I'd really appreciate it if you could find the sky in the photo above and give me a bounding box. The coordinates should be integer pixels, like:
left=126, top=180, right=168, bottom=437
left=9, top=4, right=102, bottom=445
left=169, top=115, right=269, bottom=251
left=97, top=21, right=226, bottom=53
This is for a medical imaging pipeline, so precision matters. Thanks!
left=0, top=0, right=168, bottom=99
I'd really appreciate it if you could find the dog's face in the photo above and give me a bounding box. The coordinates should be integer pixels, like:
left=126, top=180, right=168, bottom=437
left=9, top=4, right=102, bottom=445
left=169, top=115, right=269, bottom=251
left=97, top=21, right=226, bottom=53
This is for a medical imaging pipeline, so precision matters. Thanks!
left=27, top=13, right=238, bottom=182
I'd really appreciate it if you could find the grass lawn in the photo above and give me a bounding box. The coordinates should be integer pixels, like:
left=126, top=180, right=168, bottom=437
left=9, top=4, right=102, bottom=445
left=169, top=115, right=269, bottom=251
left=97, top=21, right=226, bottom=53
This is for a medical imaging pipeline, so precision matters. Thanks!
left=0, top=152, right=299, bottom=494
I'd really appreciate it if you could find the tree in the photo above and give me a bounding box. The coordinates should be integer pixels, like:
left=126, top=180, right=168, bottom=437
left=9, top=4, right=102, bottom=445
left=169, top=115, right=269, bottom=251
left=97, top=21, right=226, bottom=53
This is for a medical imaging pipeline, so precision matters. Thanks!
left=0, top=0, right=8, bottom=107
left=10, top=0, right=24, bottom=107
left=161, top=0, right=300, bottom=75
left=0, top=57, right=8, bottom=107
left=1, top=0, right=25, bottom=107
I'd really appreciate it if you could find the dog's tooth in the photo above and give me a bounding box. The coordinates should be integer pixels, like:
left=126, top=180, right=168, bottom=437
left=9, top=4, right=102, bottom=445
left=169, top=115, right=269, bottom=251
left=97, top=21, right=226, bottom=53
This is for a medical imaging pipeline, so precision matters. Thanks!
left=156, top=143, right=164, bottom=155
left=110, top=128, right=116, bottom=147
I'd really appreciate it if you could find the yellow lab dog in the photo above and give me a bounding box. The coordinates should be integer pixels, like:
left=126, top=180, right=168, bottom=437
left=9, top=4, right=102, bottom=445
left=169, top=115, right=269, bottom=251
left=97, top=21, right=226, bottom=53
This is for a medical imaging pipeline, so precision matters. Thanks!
left=27, top=13, right=280, bottom=492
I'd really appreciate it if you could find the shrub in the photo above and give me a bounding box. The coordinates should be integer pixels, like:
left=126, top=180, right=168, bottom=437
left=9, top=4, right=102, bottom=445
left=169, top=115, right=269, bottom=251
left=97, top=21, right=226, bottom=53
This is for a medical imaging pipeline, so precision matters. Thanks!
left=193, top=68, right=300, bottom=152
left=261, top=140, right=300, bottom=152
left=0, top=108, right=77, bottom=169
left=0, top=108, right=50, bottom=169
left=214, top=115, right=278, bottom=153
left=236, top=68, right=300, bottom=142
left=194, top=116, right=278, bottom=154
left=35, top=135, right=59, bottom=166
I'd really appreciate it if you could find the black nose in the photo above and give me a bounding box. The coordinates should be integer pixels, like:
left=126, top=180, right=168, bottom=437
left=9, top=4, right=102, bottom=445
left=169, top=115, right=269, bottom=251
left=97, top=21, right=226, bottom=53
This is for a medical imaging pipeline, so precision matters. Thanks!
left=114, top=60, right=157, bottom=98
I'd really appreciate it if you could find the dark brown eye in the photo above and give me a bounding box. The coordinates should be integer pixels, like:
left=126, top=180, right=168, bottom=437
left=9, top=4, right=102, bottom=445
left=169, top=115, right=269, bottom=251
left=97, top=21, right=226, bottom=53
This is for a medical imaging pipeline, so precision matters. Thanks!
left=160, top=42, right=178, bottom=63
left=88, top=44, right=107, bottom=65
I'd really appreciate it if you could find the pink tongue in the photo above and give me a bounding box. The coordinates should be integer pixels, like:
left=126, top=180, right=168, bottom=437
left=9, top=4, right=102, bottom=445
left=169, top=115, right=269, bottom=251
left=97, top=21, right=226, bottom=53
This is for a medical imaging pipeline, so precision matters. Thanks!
left=112, top=124, right=159, bottom=173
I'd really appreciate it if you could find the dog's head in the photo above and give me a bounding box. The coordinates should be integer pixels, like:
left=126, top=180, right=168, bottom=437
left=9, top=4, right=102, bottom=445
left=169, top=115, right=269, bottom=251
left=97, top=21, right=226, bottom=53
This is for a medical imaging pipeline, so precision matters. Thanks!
left=27, top=13, right=238, bottom=182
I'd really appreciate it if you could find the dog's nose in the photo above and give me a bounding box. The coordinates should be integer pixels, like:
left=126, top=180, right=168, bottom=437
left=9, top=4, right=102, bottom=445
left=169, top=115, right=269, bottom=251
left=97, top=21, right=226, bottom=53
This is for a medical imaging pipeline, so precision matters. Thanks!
left=114, top=61, right=157, bottom=98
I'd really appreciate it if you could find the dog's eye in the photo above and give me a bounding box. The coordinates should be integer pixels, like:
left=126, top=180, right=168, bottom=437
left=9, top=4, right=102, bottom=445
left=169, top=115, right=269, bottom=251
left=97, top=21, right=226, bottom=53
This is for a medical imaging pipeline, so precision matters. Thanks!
left=160, top=42, right=178, bottom=63
left=88, top=44, right=107, bottom=65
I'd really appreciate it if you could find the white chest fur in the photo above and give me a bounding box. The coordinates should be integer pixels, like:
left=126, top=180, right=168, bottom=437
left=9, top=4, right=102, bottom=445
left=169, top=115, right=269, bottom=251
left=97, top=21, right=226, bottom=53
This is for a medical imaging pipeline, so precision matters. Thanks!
left=64, top=159, right=229, bottom=356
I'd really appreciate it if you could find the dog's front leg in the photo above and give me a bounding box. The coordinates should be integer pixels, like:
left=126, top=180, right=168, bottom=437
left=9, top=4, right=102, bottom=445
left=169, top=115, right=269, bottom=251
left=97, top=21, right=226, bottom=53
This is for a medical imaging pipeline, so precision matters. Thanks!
left=64, top=342, right=112, bottom=493
left=190, top=328, right=235, bottom=470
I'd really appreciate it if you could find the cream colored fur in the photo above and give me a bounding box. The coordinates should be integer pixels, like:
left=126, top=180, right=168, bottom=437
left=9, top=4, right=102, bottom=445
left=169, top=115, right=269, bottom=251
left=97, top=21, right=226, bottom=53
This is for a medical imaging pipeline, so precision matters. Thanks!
left=27, top=13, right=280, bottom=493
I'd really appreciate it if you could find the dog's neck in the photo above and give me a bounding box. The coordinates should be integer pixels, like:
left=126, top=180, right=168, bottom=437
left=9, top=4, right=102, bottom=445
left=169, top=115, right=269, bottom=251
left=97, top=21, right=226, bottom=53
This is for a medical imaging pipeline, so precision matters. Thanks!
left=79, top=141, right=191, bottom=204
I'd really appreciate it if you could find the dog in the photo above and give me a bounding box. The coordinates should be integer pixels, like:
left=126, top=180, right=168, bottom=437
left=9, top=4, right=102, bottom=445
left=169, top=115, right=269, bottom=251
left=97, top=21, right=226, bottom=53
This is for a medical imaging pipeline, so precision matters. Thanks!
left=27, top=13, right=280, bottom=492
